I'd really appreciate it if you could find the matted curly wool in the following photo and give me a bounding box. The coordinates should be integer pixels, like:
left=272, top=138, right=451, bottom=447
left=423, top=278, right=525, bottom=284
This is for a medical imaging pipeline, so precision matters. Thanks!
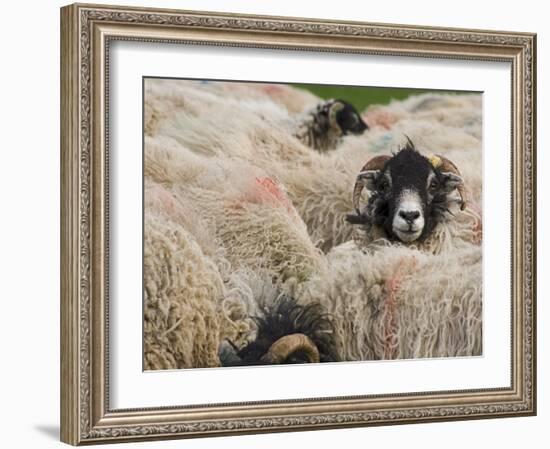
left=143, top=78, right=483, bottom=369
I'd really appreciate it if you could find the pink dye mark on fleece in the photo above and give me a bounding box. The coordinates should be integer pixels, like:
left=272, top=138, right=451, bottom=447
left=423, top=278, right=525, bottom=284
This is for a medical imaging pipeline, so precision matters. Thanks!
left=469, top=202, right=483, bottom=245
left=383, top=256, right=418, bottom=359
left=157, top=189, right=176, bottom=213
left=251, top=177, right=294, bottom=214
left=259, top=84, right=286, bottom=96
left=363, top=110, right=398, bottom=130
left=148, top=184, right=179, bottom=217
left=228, top=176, right=297, bottom=220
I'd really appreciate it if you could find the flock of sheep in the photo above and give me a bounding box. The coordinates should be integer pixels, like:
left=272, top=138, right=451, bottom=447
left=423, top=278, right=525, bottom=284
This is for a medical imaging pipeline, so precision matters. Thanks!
left=143, top=79, right=483, bottom=370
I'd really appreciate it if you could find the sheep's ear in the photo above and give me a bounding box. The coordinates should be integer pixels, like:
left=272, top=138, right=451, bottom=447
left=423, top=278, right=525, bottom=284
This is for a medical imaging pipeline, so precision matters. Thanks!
left=357, top=170, right=379, bottom=191
left=441, top=172, right=463, bottom=193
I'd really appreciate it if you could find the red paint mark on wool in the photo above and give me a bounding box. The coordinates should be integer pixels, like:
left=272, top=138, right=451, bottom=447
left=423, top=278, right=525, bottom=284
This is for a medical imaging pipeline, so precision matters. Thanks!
left=259, top=84, right=285, bottom=96
left=383, top=256, right=418, bottom=359
left=383, top=274, right=400, bottom=360
left=469, top=202, right=483, bottom=245
left=149, top=184, right=178, bottom=216
left=363, top=110, right=398, bottom=130
left=238, top=176, right=296, bottom=217
left=255, top=177, right=285, bottom=201
left=157, top=189, right=176, bottom=213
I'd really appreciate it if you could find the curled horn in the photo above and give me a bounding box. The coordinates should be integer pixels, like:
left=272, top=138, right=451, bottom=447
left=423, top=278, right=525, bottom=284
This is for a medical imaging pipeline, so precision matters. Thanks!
left=261, top=333, right=320, bottom=364
left=432, top=154, right=468, bottom=210
left=352, top=155, right=391, bottom=213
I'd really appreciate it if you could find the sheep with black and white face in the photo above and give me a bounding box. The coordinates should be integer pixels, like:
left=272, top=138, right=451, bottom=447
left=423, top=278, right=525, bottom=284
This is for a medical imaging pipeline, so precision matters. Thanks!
left=294, top=99, right=369, bottom=152
left=347, top=139, right=466, bottom=244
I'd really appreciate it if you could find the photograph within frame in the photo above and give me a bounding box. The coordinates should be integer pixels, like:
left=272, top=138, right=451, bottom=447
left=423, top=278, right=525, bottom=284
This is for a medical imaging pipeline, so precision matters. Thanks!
left=143, top=77, right=483, bottom=371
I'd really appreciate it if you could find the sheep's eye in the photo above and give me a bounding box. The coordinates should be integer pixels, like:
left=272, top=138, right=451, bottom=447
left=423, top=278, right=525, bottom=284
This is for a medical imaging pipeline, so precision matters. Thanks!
left=378, top=179, right=389, bottom=193
left=429, top=179, right=439, bottom=191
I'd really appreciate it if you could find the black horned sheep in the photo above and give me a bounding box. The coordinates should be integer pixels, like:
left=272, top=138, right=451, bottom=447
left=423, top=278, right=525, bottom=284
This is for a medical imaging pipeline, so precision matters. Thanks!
left=294, top=99, right=368, bottom=152
left=347, top=138, right=467, bottom=244
left=219, top=294, right=339, bottom=366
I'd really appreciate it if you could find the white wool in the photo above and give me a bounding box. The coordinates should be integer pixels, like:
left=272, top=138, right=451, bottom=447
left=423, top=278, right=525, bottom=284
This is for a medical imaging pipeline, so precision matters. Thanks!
left=178, top=79, right=320, bottom=112
left=297, top=240, right=482, bottom=361
left=143, top=207, right=226, bottom=370
left=145, top=134, right=326, bottom=285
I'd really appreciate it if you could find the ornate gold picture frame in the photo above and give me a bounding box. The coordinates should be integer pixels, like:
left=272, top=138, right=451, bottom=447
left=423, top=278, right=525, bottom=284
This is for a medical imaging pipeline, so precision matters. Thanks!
left=60, top=2, right=536, bottom=445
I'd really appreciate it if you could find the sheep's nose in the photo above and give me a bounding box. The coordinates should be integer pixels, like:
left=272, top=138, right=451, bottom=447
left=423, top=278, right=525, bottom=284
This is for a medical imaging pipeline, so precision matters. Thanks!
left=399, top=210, right=420, bottom=223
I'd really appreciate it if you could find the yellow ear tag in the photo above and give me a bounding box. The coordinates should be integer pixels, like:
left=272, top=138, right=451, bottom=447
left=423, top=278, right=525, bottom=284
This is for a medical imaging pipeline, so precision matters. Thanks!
left=428, top=155, right=442, bottom=168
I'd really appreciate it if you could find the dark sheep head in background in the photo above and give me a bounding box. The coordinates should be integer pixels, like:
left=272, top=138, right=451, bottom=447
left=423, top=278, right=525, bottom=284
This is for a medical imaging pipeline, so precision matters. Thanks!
left=331, top=99, right=369, bottom=136
left=296, top=99, right=369, bottom=152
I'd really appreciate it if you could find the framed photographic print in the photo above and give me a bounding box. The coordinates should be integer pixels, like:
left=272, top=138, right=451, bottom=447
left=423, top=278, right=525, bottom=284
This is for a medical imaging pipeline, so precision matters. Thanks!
left=60, top=2, right=537, bottom=445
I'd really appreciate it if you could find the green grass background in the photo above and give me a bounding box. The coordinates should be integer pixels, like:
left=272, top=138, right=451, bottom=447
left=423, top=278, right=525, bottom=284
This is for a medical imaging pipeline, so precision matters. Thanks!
left=292, top=84, right=465, bottom=111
